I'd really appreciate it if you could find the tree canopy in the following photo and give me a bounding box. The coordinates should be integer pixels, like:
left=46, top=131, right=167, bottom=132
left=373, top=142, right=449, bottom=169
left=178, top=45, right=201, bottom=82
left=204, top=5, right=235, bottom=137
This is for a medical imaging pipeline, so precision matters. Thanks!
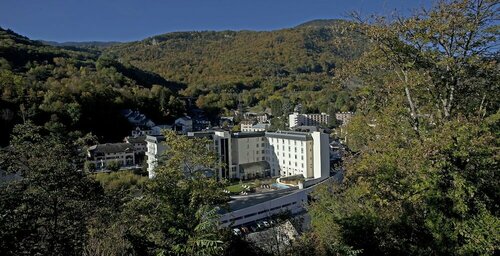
left=308, top=1, right=499, bottom=255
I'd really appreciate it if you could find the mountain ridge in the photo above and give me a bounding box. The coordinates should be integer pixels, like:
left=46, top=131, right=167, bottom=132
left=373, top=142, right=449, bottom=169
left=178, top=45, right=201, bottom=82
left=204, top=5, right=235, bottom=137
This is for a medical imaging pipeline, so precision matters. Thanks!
left=100, top=18, right=365, bottom=115
left=26, top=19, right=348, bottom=47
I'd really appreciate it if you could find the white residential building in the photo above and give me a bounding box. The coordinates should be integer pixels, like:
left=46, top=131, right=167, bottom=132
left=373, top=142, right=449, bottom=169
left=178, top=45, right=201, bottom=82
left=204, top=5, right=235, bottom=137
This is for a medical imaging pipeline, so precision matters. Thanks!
left=240, top=120, right=255, bottom=131
left=230, top=132, right=270, bottom=179
left=189, top=130, right=270, bottom=180
left=289, top=112, right=330, bottom=128
left=266, top=131, right=329, bottom=180
left=87, top=143, right=135, bottom=170
left=124, top=135, right=147, bottom=153
left=240, top=120, right=270, bottom=132
left=146, top=130, right=330, bottom=181
left=145, top=135, right=166, bottom=178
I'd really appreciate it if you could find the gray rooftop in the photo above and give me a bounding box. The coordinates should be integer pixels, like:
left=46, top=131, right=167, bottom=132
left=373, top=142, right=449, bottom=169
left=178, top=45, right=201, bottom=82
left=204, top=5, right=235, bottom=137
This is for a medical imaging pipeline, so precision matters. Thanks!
left=227, top=188, right=298, bottom=212
left=252, top=123, right=269, bottom=129
left=125, top=135, right=147, bottom=144
left=88, top=143, right=134, bottom=154
left=145, top=135, right=165, bottom=143
left=265, top=131, right=313, bottom=141
left=232, top=131, right=265, bottom=138
left=187, top=130, right=216, bottom=138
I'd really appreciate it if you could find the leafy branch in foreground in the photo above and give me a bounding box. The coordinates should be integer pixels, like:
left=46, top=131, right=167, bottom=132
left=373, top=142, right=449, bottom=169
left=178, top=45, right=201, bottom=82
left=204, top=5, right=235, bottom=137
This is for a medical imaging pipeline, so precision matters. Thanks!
left=308, top=1, right=499, bottom=255
left=122, top=130, right=230, bottom=256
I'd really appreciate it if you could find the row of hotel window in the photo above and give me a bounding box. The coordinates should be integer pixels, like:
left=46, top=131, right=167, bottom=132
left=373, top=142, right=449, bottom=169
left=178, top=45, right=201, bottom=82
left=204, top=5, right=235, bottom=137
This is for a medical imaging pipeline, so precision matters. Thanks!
left=246, top=139, right=306, bottom=148
left=95, top=155, right=130, bottom=160
left=248, top=144, right=307, bottom=154
left=269, top=138, right=305, bottom=145
left=270, top=167, right=306, bottom=176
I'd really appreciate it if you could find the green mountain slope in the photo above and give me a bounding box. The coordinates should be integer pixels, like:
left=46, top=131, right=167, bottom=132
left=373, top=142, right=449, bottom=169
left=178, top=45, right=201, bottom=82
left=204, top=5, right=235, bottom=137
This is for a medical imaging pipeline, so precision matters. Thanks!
left=0, top=19, right=366, bottom=144
left=0, top=27, right=184, bottom=145
left=104, top=19, right=366, bottom=115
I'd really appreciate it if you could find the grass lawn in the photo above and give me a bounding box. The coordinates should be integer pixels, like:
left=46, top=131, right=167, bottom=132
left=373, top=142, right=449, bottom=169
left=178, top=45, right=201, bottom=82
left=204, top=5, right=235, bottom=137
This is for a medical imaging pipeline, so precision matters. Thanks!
left=226, top=184, right=246, bottom=193
left=225, top=178, right=275, bottom=194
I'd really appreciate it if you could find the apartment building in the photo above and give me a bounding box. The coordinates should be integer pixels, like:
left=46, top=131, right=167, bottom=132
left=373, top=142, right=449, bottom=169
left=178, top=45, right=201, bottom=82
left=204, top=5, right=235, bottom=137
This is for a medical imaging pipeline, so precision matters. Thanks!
left=145, top=135, right=166, bottom=178
left=210, top=131, right=265, bottom=179
left=240, top=120, right=255, bottom=131
left=125, top=135, right=147, bottom=153
left=266, top=131, right=329, bottom=180
left=146, top=130, right=330, bottom=181
left=289, top=112, right=330, bottom=128
left=240, top=120, right=270, bottom=132
left=230, top=132, right=270, bottom=179
left=87, top=143, right=135, bottom=170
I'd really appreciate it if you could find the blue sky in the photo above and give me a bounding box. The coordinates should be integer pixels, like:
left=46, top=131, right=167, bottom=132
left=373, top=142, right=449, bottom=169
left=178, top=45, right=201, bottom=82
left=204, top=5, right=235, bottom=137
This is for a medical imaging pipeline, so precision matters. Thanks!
left=0, top=0, right=432, bottom=42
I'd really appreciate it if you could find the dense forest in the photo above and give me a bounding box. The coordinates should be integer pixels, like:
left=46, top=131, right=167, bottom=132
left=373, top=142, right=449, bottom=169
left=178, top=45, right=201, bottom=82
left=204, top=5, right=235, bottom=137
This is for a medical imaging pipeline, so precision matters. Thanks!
left=0, top=28, right=184, bottom=145
left=0, top=19, right=365, bottom=145
left=0, top=0, right=498, bottom=255
left=104, top=19, right=365, bottom=116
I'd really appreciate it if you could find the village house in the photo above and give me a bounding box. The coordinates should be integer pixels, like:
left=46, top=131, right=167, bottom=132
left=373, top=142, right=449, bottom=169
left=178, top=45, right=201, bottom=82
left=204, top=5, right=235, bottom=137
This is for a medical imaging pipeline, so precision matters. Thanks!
left=87, top=143, right=136, bottom=170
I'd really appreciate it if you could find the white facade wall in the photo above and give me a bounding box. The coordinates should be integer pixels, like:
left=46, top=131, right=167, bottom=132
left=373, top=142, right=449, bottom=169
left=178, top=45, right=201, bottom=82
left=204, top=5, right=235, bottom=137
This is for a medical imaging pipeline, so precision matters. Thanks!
left=220, top=189, right=307, bottom=227
left=145, top=136, right=167, bottom=178
left=288, top=113, right=330, bottom=128
left=312, top=132, right=330, bottom=179
left=242, top=126, right=268, bottom=132
left=266, top=131, right=328, bottom=180
left=240, top=122, right=254, bottom=132
left=307, top=113, right=330, bottom=125
left=146, top=131, right=329, bottom=181
left=288, top=113, right=300, bottom=128
left=90, top=151, right=135, bottom=169
left=234, top=137, right=266, bottom=164
left=266, top=135, right=313, bottom=178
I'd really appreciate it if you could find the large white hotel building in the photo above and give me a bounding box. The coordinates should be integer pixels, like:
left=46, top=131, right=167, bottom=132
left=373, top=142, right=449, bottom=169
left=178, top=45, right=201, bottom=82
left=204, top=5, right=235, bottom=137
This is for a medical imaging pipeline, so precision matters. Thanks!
left=146, top=130, right=330, bottom=181
left=266, top=131, right=329, bottom=179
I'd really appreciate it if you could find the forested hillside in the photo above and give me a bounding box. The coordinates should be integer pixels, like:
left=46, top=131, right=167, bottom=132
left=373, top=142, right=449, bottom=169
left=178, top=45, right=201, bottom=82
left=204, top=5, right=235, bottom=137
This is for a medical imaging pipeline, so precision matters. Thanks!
left=0, top=1, right=498, bottom=255
left=305, top=1, right=500, bottom=255
left=105, top=19, right=366, bottom=115
left=1, top=20, right=367, bottom=145
left=0, top=28, right=184, bottom=145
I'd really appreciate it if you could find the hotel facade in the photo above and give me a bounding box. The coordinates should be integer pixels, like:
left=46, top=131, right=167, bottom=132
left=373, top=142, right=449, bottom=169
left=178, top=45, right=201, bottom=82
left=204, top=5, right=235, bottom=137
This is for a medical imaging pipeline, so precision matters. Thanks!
left=147, top=130, right=330, bottom=181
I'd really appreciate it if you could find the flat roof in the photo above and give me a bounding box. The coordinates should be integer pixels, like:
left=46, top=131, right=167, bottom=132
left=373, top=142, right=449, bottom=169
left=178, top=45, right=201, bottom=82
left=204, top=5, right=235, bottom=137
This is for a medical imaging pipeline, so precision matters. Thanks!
left=125, top=135, right=147, bottom=144
left=226, top=188, right=298, bottom=212
left=88, top=143, right=134, bottom=154
left=232, top=131, right=265, bottom=138
left=265, top=131, right=313, bottom=141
